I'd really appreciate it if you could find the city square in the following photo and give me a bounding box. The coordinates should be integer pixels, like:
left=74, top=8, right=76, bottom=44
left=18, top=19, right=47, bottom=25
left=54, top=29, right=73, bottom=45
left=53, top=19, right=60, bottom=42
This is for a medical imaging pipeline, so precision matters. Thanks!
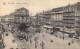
left=0, top=0, right=80, bottom=49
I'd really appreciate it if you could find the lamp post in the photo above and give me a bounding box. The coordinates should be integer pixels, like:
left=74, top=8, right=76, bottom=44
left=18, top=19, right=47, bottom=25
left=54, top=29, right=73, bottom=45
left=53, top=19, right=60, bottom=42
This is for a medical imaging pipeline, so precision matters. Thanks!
left=34, top=37, right=37, bottom=48
left=63, top=26, right=65, bottom=40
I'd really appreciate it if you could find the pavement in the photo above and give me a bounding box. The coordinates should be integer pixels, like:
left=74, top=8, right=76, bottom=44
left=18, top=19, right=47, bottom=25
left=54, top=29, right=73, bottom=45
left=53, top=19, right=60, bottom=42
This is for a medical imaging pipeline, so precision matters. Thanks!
left=56, top=31, right=80, bottom=44
left=1, top=23, right=80, bottom=49
left=27, top=32, right=80, bottom=49
left=24, top=29, right=80, bottom=49
left=1, top=23, right=18, bottom=49
left=2, top=23, right=29, bottom=49
left=3, top=31, right=18, bottom=49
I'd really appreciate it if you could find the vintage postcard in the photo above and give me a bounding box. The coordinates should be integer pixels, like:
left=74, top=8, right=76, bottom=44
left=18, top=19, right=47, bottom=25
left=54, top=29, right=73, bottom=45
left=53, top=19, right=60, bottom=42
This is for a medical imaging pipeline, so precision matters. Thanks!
left=0, top=0, right=80, bottom=49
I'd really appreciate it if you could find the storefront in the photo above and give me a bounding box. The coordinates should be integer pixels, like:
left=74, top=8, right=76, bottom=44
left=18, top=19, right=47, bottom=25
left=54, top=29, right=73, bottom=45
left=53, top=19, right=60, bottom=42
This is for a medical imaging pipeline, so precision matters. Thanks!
left=53, top=27, right=60, bottom=32
left=43, top=25, right=53, bottom=33
left=60, top=28, right=75, bottom=38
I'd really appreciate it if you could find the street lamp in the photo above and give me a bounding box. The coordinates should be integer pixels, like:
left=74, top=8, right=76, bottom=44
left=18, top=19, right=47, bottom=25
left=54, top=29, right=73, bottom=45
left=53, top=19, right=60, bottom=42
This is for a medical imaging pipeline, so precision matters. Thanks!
left=26, top=31, right=29, bottom=42
left=63, top=26, right=65, bottom=40
left=34, top=37, right=37, bottom=48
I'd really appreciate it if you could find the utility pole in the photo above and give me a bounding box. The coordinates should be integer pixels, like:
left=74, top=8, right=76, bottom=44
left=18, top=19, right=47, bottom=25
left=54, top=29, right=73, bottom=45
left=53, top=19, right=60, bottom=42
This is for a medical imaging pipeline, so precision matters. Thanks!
left=34, top=37, right=37, bottom=48
left=63, top=26, right=64, bottom=40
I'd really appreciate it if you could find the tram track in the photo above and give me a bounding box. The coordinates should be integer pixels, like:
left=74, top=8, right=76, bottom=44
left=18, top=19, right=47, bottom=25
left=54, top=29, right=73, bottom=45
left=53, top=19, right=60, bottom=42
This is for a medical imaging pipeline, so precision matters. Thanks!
left=21, top=40, right=30, bottom=49
left=12, top=32, right=30, bottom=49
left=2, top=23, right=30, bottom=49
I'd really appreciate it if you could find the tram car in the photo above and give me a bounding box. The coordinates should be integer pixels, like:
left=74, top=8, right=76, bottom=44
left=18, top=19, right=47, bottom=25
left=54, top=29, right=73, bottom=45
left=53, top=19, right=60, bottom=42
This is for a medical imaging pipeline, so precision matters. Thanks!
left=17, top=31, right=26, bottom=40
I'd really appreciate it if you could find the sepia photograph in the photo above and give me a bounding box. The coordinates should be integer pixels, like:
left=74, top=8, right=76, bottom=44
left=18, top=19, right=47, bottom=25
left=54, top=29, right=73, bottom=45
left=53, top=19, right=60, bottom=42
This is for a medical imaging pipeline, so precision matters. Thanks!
left=0, top=0, right=80, bottom=49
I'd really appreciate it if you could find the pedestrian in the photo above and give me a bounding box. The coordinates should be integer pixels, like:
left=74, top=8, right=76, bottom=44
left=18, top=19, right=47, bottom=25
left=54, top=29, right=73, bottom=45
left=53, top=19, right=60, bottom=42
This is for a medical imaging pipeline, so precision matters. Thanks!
left=55, top=34, right=57, bottom=37
left=72, top=41, right=74, bottom=44
left=30, top=39, right=32, bottom=44
left=42, top=35, right=45, bottom=38
left=40, top=41, right=44, bottom=49
left=68, top=42, right=71, bottom=45
left=60, top=36, right=61, bottom=39
left=37, top=40, right=38, bottom=45
left=3, top=28, right=5, bottom=32
left=3, top=43, right=5, bottom=48
left=63, top=36, right=64, bottom=40
left=51, top=40, right=53, bottom=42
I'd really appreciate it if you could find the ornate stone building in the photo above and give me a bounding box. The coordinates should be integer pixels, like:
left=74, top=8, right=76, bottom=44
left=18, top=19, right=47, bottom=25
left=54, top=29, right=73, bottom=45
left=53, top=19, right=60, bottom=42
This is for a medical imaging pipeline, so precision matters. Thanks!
left=14, top=7, right=29, bottom=24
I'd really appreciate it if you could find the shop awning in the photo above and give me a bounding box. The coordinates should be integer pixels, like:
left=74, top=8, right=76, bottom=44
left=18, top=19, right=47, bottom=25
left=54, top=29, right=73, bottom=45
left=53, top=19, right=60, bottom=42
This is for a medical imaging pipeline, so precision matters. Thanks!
left=43, top=25, right=53, bottom=29
left=60, top=28, right=75, bottom=34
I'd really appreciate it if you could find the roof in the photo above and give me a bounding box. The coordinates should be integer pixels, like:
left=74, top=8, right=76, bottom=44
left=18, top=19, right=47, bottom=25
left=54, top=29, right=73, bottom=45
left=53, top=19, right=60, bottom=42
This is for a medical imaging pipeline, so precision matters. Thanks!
left=51, top=7, right=63, bottom=12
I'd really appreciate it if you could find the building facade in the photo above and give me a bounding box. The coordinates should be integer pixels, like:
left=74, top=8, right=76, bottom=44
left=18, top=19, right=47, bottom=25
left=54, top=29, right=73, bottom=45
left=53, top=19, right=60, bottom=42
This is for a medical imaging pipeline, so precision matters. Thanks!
left=0, top=15, right=14, bottom=24
left=14, top=7, right=29, bottom=24
left=37, top=2, right=80, bottom=35
left=41, top=11, right=51, bottom=25
left=51, top=7, right=63, bottom=31
left=63, top=2, right=80, bottom=34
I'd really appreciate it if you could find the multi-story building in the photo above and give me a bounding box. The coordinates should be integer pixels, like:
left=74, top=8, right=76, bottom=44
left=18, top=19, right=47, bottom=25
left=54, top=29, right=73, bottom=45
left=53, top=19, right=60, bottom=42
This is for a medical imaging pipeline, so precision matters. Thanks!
left=0, top=16, right=5, bottom=23
left=38, top=11, right=53, bottom=33
left=51, top=7, right=63, bottom=31
left=63, top=2, right=80, bottom=34
left=0, top=15, right=14, bottom=23
left=0, top=17, right=2, bottom=22
left=35, top=11, right=52, bottom=27
left=41, top=11, right=52, bottom=25
left=37, top=2, right=80, bottom=35
left=49, top=2, right=80, bottom=35
left=14, top=7, right=29, bottom=24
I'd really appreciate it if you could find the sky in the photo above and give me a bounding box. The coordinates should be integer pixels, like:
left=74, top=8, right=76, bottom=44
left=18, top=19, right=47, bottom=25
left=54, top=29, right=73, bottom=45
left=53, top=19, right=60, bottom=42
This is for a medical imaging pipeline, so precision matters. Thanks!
left=0, top=0, right=80, bottom=16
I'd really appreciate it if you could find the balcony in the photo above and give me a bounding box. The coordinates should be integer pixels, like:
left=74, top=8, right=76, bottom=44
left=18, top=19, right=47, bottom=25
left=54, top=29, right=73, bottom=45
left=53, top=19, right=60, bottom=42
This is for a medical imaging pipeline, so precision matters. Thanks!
left=63, top=20, right=75, bottom=24
left=76, top=24, right=80, bottom=27
left=51, top=12, right=63, bottom=15
left=63, top=17, right=75, bottom=20
left=77, top=20, right=80, bottom=23
left=63, top=10, right=74, bottom=13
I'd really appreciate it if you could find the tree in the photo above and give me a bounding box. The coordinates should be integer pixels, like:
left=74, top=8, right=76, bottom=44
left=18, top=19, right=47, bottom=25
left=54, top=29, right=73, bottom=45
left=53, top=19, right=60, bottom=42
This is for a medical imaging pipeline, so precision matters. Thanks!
left=18, top=23, right=29, bottom=32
